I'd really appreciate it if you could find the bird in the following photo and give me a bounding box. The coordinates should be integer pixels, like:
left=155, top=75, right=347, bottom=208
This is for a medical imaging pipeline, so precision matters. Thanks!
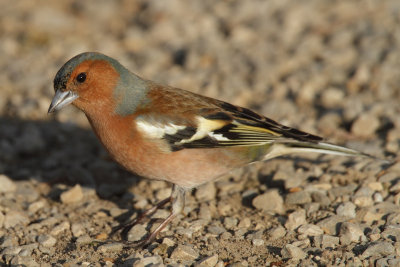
left=48, top=52, right=372, bottom=247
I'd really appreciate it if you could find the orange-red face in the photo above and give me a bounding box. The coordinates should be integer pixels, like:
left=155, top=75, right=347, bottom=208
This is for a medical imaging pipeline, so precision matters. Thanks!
left=49, top=52, right=120, bottom=114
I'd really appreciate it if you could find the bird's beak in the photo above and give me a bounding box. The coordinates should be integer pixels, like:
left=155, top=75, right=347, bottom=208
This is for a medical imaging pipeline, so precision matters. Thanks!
left=48, top=90, right=79, bottom=113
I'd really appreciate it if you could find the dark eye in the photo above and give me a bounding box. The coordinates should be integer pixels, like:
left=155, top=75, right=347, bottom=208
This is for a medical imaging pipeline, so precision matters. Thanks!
left=76, top=72, right=86, bottom=83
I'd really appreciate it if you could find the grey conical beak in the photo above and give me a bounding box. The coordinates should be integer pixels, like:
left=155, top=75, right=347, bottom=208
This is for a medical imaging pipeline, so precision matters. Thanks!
left=48, top=90, right=79, bottom=113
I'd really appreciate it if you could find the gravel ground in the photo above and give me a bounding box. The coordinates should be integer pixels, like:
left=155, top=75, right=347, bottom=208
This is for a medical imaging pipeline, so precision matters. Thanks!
left=1, top=0, right=400, bottom=266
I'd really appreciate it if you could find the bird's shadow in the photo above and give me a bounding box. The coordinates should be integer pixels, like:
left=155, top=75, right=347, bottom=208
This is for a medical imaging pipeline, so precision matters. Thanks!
left=0, top=116, right=144, bottom=225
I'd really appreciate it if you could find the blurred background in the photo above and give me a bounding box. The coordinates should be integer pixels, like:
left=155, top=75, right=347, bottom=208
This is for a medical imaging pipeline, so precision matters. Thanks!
left=1, top=0, right=400, bottom=266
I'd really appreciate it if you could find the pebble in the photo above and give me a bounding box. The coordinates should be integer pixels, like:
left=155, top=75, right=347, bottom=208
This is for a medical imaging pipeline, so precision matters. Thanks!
left=381, top=225, right=400, bottom=242
left=314, top=235, right=340, bottom=249
left=311, top=191, right=331, bottom=207
left=0, top=211, right=4, bottom=228
left=339, top=222, right=366, bottom=245
left=71, top=222, right=86, bottom=237
left=252, top=239, right=264, bottom=246
left=336, top=202, right=356, bottom=218
left=351, top=113, right=380, bottom=137
left=285, top=191, right=311, bottom=205
left=37, top=234, right=57, bottom=247
left=60, top=184, right=83, bottom=204
left=195, top=182, right=216, bottom=201
left=76, top=235, right=92, bottom=245
left=297, top=224, right=323, bottom=237
left=223, top=217, right=238, bottom=230
left=317, top=215, right=346, bottom=235
left=4, top=211, right=30, bottom=229
left=134, top=255, right=163, bottom=266
left=0, top=174, right=16, bottom=192
left=127, top=224, right=148, bottom=242
left=285, top=209, right=306, bottom=231
left=361, top=241, right=395, bottom=259
left=195, top=254, right=218, bottom=267
left=170, top=244, right=199, bottom=261
left=50, top=221, right=70, bottom=236
left=268, top=225, right=287, bottom=240
left=252, top=190, right=284, bottom=214
left=207, top=225, right=226, bottom=236
left=98, top=243, right=124, bottom=253
left=28, top=199, right=47, bottom=214
left=281, top=244, right=306, bottom=259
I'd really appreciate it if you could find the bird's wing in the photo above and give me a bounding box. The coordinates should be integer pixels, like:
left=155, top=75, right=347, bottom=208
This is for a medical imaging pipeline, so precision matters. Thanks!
left=135, top=86, right=323, bottom=152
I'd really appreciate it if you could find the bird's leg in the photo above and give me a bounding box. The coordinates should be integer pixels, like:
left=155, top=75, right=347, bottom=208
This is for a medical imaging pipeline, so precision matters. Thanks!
left=110, top=195, right=172, bottom=238
left=124, top=185, right=186, bottom=247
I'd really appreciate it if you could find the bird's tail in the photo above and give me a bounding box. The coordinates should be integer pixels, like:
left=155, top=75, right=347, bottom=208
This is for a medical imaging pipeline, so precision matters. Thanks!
left=263, top=141, right=374, bottom=161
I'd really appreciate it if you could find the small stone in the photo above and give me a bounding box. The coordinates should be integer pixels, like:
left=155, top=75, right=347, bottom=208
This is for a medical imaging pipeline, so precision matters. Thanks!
left=127, top=224, right=147, bottom=242
left=281, top=244, right=306, bottom=259
left=285, top=210, right=306, bottom=231
left=252, top=239, right=264, bottom=246
left=170, top=244, right=199, bottom=261
left=60, top=184, right=83, bottom=204
left=198, top=203, right=212, bottom=221
left=37, top=234, right=57, bottom=247
left=339, top=222, right=366, bottom=245
left=297, top=224, right=323, bottom=237
left=76, top=235, right=92, bottom=245
left=252, top=190, right=284, bottom=214
left=269, top=225, right=286, bottom=240
left=381, top=225, right=400, bottom=242
left=50, top=221, right=70, bottom=236
left=223, top=217, right=238, bottom=230
left=336, top=202, right=356, bottom=218
left=351, top=113, right=380, bottom=137
left=354, top=196, right=373, bottom=207
left=28, top=199, right=47, bottom=214
left=98, top=243, right=124, bottom=252
left=317, top=215, right=346, bottom=235
left=0, top=211, right=4, bottom=228
left=361, top=242, right=395, bottom=259
left=311, top=191, right=331, bottom=207
left=207, top=225, right=226, bottom=235
left=71, top=223, right=86, bottom=237
left=136, top=255, right=163, bottom=266
left=195, top=254, right=218, bottom=267
left=4, top=211, right=29, bottom=229
left=162, top=237, right=175, bottom=247
left=0, top=174, right=16, bottom=192
left=285, top=191, right=311, bottom=205
left=314, top=234, right=340, bottom=249
left=238, top=217, right=251, bottom=228
left=195, top=182, right=216, bottom=201
left=368, top=182, right=383, bottom=191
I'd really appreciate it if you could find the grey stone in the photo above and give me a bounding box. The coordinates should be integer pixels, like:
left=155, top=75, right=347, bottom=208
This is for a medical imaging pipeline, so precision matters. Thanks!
left=223, top=217, right=238, bottom=230
left=207, top=225, right=226, bottom=235
left=336, top=202, right=356, bottom=218
left=317, top=215, right=346, bottom=235
left=297, top=224, right=323, bottom=237
left=195, top=254, right=218, bottom=267
left=195, top=182, right=216, bottom=201
left=0, top=174, right=16, bottom=192
left=50, top=221, right=70, bottom=236
left=170, top=244, right=199, bottom=261
left=361, top=242, right=395, bottom=259
left=339, top=222, right=366, bottom=245
left=252, top=190, right=284, bottom=214
left=382, top=225, right=400, bottom=242
left=252, top=239, right=264, bottom=246
left=71, top=222, right=86, bottom=237
left=98, top=242, right=124, bottom=252
left=329, top=184, right=357, bottom=198
left=311, top=191, right=331, bottom=207
left=37, top=234, right=57, bottom=247
left=285, top=209, right=306, bottom=231
left=281, top=244, right=306, bottom=259
left=127, top=224, right=147, bottom=242
left=314, top=234, right=340, bottom=249
left=60, top=184, right=83, bottom=204
left=285, top=191, right=311, bottom=205
left=268, top=225, right=286, bottom=240
left=4, top=211, right=29, bottom=229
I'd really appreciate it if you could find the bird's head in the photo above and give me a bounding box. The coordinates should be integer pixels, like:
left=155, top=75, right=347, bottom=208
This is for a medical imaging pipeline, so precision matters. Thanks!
left=48, top=52, right=148, bottom=116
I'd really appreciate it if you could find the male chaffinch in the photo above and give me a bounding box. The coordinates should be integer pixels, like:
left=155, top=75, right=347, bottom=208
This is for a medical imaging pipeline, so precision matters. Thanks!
left=48, top=52, right=371, bottom=246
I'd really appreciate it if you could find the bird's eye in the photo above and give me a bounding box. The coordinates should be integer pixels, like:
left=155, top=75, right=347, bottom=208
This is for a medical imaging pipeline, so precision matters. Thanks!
left=76, top=73, right=86, bottom=83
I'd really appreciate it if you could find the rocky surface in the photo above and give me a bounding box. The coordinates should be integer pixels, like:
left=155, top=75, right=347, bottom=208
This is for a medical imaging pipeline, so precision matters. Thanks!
left=0, top=0, right=399, bottom=266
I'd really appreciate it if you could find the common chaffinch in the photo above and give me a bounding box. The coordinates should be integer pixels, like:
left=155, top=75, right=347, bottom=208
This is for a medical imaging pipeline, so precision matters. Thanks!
left=48, top=52, right=370, bottom=246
